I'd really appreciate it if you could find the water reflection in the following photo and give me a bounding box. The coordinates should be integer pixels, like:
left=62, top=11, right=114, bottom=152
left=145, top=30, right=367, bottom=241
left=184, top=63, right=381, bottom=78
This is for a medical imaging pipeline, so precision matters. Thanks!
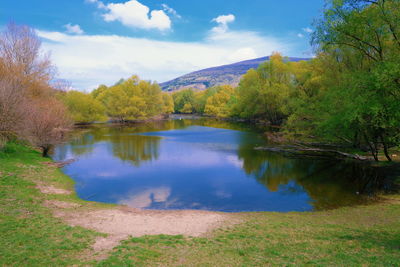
left=52, top=119, right=397, bottom=212
left=118, top=186, right=172, bottom=208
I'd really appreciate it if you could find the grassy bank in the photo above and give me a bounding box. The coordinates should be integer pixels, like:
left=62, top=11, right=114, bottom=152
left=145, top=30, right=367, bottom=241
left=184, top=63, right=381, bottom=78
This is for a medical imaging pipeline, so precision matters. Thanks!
left=1, top=143, right=399, bottom=266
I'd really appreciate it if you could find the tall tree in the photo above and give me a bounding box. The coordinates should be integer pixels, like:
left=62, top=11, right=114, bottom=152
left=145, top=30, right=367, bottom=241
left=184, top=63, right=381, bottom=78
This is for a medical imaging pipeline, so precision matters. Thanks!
left=235, top=53, right=293, bottom=125
left=0, top=23, right=71, bottom=156
left=288, top=0, right=400, bottom=161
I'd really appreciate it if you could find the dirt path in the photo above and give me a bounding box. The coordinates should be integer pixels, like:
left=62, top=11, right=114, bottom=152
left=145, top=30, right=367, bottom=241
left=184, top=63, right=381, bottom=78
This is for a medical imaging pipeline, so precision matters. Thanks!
left=42, top=186, right=236, bottom=254
left=52, top=206, right=231, bottom=251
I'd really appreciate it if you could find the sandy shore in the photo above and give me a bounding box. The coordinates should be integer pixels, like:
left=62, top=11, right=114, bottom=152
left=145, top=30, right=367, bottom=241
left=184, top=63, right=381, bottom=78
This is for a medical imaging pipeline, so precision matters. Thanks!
left=39, top=184, right=237, bottom=252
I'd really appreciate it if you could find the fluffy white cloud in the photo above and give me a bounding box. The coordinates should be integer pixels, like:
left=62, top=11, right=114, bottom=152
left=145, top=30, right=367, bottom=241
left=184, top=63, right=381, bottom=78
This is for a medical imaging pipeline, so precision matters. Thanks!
left=88, top=0, right=171, bottom=31
left=211, top=14, right=235, bottom=34
left=212, top=14, right=235, bottom=25
left=228, top=47, right=257, bottom=62
left=297, top=33, right=304, bottom=38
left=38, top=28, right=292, bottom=90
left=64, top=23, right=84, bottom=35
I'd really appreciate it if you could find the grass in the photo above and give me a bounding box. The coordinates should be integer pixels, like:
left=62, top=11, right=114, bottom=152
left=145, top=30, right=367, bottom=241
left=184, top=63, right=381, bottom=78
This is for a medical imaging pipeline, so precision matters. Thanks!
left=98, top=205, right=400, bottom=266
left=1, top=142, right=399, bottom=266
left=0, top=142, right=105, bottom=266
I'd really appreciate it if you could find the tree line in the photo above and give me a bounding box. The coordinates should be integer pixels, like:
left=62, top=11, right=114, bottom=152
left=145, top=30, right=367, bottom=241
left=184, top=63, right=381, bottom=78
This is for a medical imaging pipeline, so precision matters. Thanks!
left=62, top=76, right=174, bottom=123
left=171, top=0, right=400, bottom=161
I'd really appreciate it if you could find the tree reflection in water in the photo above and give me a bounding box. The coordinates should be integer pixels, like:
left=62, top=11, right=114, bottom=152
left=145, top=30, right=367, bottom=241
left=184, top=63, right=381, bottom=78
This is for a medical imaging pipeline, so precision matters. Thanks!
left=238, top=139, right=397, bottom=210
left=52, top=118, right=398, bottom=211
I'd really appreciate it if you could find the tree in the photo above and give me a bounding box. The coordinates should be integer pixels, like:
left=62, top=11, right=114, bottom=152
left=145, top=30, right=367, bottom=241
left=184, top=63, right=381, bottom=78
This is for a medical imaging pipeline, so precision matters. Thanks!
left=172, top=89, right=195, bottom=113
left=204, top=85, right=236, bottom=117
left=161, top=93, right=174, bottom=114
left=24, top=98, right=72, bottom=157
left=61, top=90, right=106, bottom=123
left=91, top=84, right=108, bottom=99
left=0, top=22, right=53, bottom=82
left=308, top=0, right=400, bottom=161
left=0, top=23, right=71, bottom=156
left=192, top=87, right=219, bottom=114
left=0, top=59, right=28, bottom=142
left=181, top=103, right=193, bottom=114
left=235, top=53, right=293, bottom=124
left=97, top=76, right=164, bottom=121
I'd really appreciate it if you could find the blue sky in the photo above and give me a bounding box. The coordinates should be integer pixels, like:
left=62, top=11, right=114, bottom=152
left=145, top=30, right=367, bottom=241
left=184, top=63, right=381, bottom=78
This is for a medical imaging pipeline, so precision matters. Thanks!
left=1, top=0, right=325, bottom=90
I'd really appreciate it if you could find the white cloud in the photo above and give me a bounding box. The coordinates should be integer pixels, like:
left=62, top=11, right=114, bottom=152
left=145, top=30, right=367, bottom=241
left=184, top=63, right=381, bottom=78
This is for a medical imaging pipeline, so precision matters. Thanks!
left=297, top=27, right=313, bottom=39
left=85, top=0, right=106, bottom=9
left=228, top=47, right=257, bottom=62
left=118, top=187, right=171, bottom=208
left=211, top=14, right=235, bottom=34
left=213, top=14, right=235, bottom=25
left=161, top=4, right=181, bottom=19
left=88, top=0, right=171, bottom=31
left=38, top=21, right=293, bottom=90
left=64, top=23, right=84, bottom=35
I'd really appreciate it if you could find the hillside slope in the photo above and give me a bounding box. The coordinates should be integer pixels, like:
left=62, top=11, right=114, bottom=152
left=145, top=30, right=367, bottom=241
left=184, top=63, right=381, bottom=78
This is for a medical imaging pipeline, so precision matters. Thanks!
left=160, top=56, right=309, bottom=92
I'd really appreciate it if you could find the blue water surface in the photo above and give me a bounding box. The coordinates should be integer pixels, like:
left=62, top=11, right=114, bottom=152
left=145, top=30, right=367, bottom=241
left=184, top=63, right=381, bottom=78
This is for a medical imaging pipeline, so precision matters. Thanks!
left=52, top=119, right=377, bottom=212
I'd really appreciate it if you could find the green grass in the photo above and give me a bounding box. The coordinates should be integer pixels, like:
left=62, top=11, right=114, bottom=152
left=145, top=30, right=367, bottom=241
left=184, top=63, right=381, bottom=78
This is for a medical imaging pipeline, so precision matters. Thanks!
left=1, top=142, right=399, bottom=266
left=97, top=205, right=400, bottom=266
left=0, top=142, right=102, bottom=266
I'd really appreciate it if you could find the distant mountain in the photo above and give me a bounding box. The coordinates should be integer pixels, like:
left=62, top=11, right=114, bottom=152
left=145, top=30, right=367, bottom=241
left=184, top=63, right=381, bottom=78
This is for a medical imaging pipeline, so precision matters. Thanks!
left=160, top=56, right=310, bottom=92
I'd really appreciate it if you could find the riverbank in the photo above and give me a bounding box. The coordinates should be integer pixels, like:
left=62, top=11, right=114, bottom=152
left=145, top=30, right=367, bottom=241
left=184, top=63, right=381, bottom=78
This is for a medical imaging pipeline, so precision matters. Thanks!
left=1, top=143, right=399, bottom=266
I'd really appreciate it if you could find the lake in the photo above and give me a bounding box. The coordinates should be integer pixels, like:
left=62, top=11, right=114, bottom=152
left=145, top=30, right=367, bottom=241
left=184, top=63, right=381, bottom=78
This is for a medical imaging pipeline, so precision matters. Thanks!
left=52, top=118, right=395, bottom=212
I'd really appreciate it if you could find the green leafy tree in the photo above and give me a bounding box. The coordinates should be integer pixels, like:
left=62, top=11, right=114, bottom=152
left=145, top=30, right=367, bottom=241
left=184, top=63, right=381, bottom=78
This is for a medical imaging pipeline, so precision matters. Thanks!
left=286, top=0, right=400, bottom=161
left=235, top=53, right=293, bottom=124
left=172, top=89, right=195, bottom=113
left=61, top=90, right=106, bottom=123
left=97, top=76, right=163, bottom=121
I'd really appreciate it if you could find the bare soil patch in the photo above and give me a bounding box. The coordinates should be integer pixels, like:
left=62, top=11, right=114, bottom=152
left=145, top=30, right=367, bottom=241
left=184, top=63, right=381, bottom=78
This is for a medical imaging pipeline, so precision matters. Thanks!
left=51, top=205, right=235, bottom=253
left=43, top=200, right=80, bottom=209
left=36, top=183, right=72, bottom=195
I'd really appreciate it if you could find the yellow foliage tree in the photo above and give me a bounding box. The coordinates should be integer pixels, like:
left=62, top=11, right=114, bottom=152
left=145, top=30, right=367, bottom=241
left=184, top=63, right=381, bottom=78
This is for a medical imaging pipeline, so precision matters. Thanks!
left=61, top=90, right=106, bottom=123
left=181, top=103, right=193, bottom=114
left=97, top=76, right=163, bottom=121
left=204, top=85, right=236, bottom=117
left=161, top=93, right=174, bottom=114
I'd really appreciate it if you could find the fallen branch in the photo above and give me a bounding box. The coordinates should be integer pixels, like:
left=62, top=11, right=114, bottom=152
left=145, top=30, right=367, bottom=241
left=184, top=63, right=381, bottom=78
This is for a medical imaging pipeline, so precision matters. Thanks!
left=255, top=146, right=370, bottom=161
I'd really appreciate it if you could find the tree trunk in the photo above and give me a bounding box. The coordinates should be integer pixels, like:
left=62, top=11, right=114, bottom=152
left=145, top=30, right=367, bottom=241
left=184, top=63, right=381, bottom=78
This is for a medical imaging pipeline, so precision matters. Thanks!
left=42, top=145, right=51, bottom=157
left=363, top=133, right=379, bottom=161
left=380, top=134, right=392, bottom=162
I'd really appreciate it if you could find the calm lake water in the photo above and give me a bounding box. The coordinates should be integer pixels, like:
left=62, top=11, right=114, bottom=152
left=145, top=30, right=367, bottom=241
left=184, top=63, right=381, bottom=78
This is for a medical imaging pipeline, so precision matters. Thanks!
left=52, top=119, right=395, bottom=212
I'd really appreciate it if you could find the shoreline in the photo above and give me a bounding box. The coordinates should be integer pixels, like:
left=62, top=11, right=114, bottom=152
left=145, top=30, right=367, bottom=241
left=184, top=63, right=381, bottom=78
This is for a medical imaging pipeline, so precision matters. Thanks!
left=72, top=116, right=400, bottom=164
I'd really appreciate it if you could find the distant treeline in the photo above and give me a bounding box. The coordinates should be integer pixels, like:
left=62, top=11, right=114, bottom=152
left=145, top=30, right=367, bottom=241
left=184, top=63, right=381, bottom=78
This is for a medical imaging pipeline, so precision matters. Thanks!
left=61, top=76, right=174, bottom=123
